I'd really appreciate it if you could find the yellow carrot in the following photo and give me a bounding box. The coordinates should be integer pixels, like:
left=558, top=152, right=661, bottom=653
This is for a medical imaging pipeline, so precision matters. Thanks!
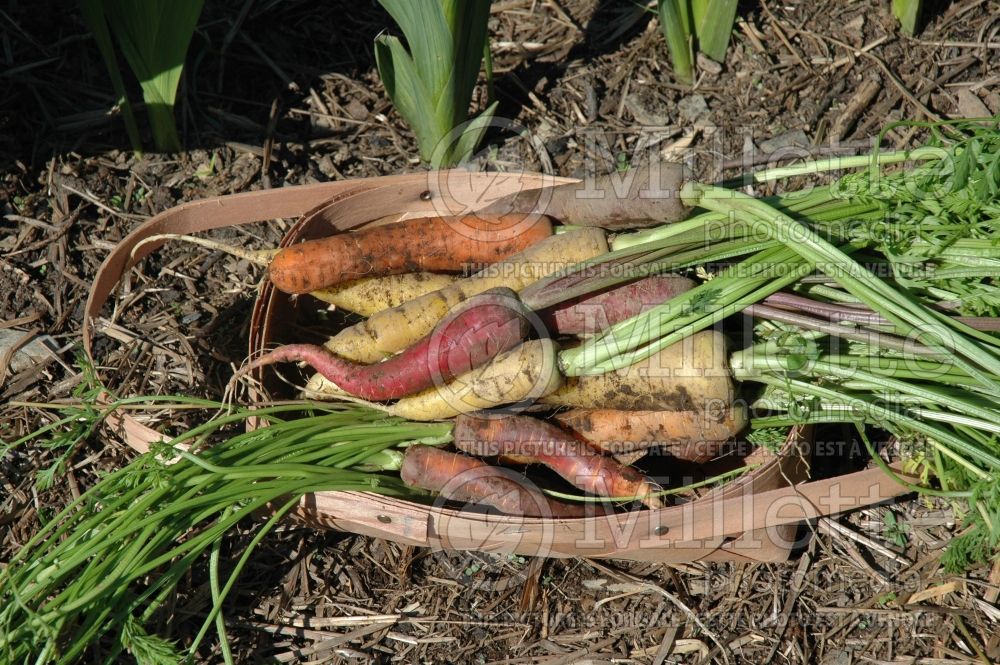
left=303, top=339, right=563, bottom=422
left=389, top=339, right=562, bottom=420
left=541, top=330, right=734, bottom=411
left=311, top=272, right=457, bottom=316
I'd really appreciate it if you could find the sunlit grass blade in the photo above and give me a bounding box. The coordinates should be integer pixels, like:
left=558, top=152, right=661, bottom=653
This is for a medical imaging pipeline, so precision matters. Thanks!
left=374, top=35, right=443, bottom=158
left=79, top=0, right=143, bottom=154
left=378, top=0, right=452, bottom=104
left=692, top=0, right=737, bottom=62
left=376, top=0, right=495, bottom=167
left=101, top=0, right=204, bottom=153
left=440, top=0, right=492, bottom=124
left=893, top=0, right=922, bottom=35
left=657, top=0, right=694, bottom=84
left=435, top=100, right=498, bottom=169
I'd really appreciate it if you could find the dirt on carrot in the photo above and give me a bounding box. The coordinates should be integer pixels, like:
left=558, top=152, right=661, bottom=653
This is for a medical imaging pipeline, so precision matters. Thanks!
left=542, top=330, right=734, bottom=411
left=553, top=405, right=747, bottom=461
left=311, top=272, right=457, bottom=316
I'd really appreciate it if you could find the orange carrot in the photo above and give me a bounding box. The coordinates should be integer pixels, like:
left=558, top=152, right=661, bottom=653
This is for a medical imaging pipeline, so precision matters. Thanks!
left=452, top=414, right=663, bottom=509
left=552, top=406, right=747, bottom=462
left=269, top=214, right=553, bottom=294
left=400, top=445, right=588, bottom=518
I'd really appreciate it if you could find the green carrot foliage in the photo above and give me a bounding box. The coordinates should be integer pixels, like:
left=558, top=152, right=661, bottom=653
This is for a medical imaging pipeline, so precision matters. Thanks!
left=0, top=395, right=449, bottom=663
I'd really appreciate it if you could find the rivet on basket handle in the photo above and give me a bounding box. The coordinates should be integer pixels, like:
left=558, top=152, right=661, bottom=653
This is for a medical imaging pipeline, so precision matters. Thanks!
left=301, top=492, right=430, bottom=543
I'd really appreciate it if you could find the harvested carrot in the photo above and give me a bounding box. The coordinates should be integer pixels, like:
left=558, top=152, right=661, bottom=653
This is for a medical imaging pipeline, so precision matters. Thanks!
left=134, top=233, right=456, bottom=316
left=400, top=445, right=587, bottom=518
left=541, top=330, right=734, bottom=411
left=387, top=339, right=563, bottom=421
left=478, top=162, right=691, bottom=230
left=237, top=288, right=530, bottom=401
left=552, top=404, right=747, bottom=461
left=538, top=275, right=695, bottom=335
left=268, top=214, right=553, bottom=294
left=311, top=272, right=457, bottom=315
left=453, top=414, right=663, bottom=509
left=326, top=227, right=609, bottom=363
left=302, top=339, right=563, bottom=419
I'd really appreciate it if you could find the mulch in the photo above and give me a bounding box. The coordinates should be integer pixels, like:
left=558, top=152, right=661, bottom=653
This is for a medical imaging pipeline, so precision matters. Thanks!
left=2, top=0, right=999, bottom=662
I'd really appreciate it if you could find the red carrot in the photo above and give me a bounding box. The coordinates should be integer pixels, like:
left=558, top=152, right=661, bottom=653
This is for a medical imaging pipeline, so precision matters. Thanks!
left=400, top=445, right=588, bottom=518
left=236, top=288, right=531, bottom=401
left=269, top=214, right=553, bottom=294
left=452, top=414, right=663, bottom=509
left=538, top=274, right=695, bottom=335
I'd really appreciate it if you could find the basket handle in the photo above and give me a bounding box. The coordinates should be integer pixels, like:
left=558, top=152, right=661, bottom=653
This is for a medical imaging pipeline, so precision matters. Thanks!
left=295, top=462, right=917, bottom=557
left=644, top=462, right=914, bottom=544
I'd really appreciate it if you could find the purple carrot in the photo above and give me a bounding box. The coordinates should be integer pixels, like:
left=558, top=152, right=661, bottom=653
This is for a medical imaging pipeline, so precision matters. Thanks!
left=764, top=292, right=1000, bottom=331
left=538, top=274, right=694, bottom=335
left=237, top=287, right=531, bottom=400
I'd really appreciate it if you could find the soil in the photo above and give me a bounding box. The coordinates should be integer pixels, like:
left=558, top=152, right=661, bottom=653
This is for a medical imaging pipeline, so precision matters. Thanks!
left=3, top=0, right=1000, bottom=662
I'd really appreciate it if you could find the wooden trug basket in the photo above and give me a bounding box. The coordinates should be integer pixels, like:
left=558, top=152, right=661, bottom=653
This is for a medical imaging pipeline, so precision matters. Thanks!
left=84, top=169, right=914, bottom=563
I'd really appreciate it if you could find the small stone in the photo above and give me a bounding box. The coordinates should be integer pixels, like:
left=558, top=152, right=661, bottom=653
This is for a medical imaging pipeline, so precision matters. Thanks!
left=821, top=649, right=853, bottom=665
left=315, top=154, right=338, bottom=178
left=985, top=91, right=1000, bottom=114
left=0, top=330, right=58, bottom=376
left=677, top=94, right=710, bottom=126
left=759, top=129, right=809, bottom=153
left=955, top=88, right=991, bottom=118
left=844, top=15, right=865, bottom=46
left=345, top=99, right=368, bottom=121
left=696, top=53, right=723, bottom=77
left=624, top=92, right=671, bottom=126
